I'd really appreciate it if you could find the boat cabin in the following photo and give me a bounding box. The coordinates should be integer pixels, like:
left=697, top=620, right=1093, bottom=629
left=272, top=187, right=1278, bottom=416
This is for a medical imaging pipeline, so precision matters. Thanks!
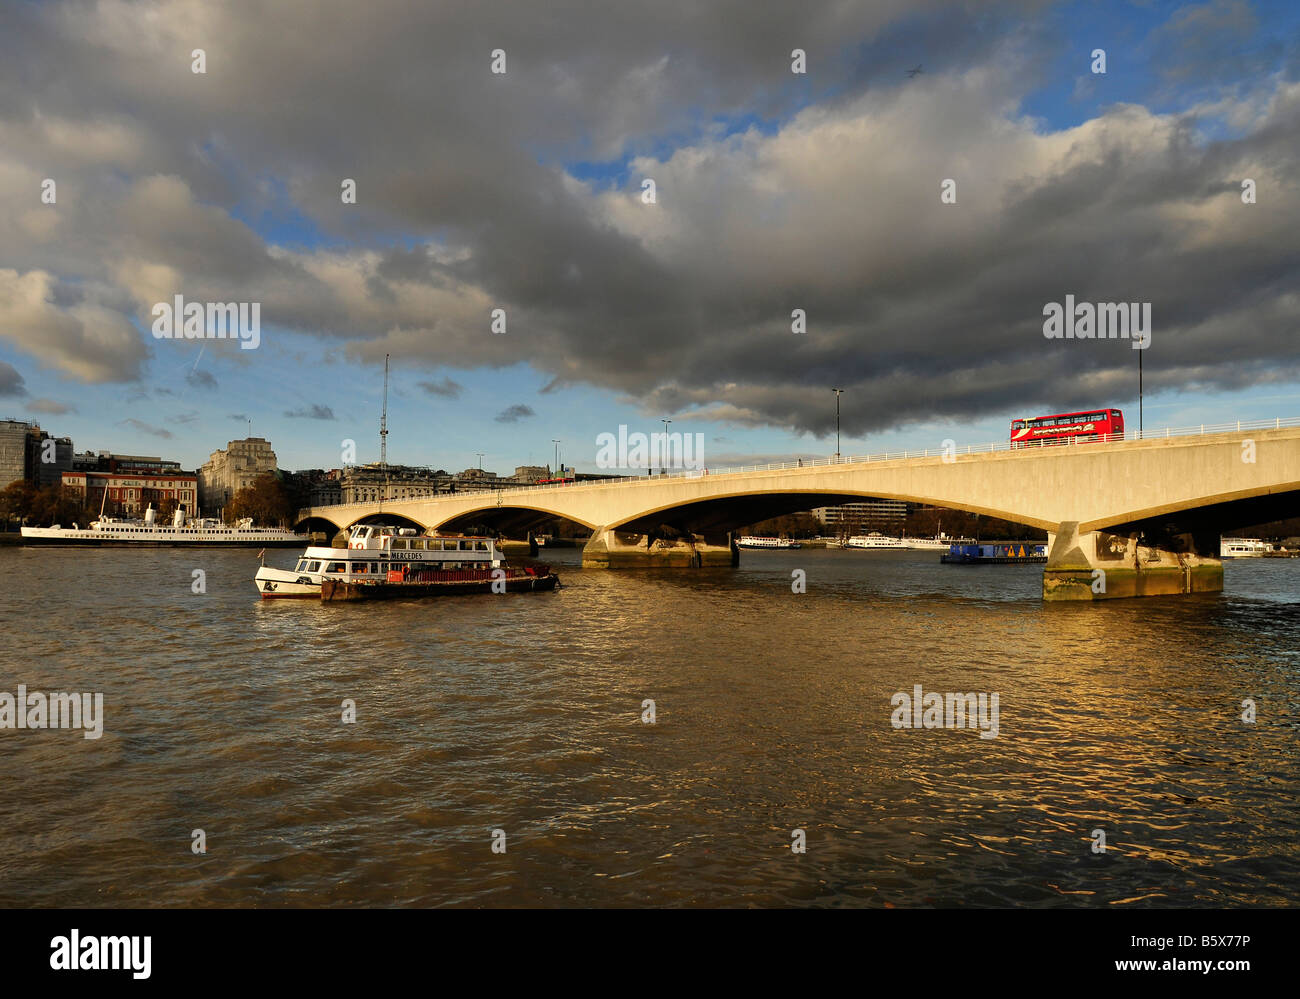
left=307, top=526, right=505, bottom=582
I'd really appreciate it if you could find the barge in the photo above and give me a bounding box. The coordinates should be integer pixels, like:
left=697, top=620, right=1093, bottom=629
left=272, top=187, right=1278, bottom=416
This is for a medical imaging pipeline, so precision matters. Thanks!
left=941, top=543, right=1048, bottom=564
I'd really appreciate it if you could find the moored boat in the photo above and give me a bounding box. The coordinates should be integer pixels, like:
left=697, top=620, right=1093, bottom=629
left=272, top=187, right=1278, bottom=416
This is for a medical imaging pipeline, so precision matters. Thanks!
left=22, top=504, right=305, bottom=547
left=903, top=532, right=975, bottom=550
left=1220, top=537, right=1272, bottom=558
left=736, top=536, right=802, bottom=549
left=845, top=532, right=907, bottom=550
left=941, top=543, right=1047, bottom=564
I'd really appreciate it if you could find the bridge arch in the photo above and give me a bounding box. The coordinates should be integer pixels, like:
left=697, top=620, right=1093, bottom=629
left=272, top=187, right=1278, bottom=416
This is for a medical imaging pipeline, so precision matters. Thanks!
left=432, top=504, right=599, bottom=535
left=1083, top=481, right=1300, bottom=533
left=293, top=513, right=345, bottom=535
left=605, top=488, right=1047, bottom=535
left=346, top=511, right=430, bottom=533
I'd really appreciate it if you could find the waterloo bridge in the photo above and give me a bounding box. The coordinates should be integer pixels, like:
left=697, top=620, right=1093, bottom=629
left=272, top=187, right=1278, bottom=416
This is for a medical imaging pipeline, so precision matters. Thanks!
left=295, top=418, right=1300, bottom=601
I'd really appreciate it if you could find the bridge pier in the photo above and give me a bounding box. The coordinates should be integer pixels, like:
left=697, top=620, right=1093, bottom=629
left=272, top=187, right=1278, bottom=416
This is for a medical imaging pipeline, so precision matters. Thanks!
left=1042, top=521, right=1223, bottom=601
left=582, top=527, right=739, bottom=568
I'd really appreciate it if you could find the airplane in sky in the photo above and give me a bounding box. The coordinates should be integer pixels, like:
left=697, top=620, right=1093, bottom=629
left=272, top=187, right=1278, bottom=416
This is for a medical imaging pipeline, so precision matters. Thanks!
left=906, top=65, right=924, bottom=78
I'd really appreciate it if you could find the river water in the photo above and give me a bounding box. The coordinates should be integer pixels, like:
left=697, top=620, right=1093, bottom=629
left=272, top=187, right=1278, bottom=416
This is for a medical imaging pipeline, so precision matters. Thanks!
left=0, top=545, right=1296, bottom=907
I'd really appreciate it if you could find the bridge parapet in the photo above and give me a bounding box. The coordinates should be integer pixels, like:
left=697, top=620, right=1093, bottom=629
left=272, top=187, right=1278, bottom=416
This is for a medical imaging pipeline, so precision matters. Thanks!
left=298, top=416, right=1300, bottom=519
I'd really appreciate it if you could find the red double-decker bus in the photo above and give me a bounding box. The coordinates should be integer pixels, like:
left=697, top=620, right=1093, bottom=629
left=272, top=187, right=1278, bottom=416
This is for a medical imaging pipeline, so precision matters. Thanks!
left=1010, top=408, right=1124, bottom=447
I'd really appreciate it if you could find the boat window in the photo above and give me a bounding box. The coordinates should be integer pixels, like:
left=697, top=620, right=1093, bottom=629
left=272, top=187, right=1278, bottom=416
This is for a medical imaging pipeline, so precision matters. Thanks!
left=412, top=539, right=427, bottom=550
left=295, top=560, right=307, bottom=572
left=476, top=541, right=488, bottom=551
left=326, top=562, right=347, bottom=573
left=307, top=562, right=320, bottom=572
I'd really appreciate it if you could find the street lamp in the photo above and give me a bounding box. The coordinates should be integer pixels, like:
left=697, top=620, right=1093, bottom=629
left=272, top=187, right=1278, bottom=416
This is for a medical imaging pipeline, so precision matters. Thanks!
left=832, top=388, right=844, bottom=461
left=1138, top=349, right=1143, bottom=440
left=661, top=419, right=672, bottom=475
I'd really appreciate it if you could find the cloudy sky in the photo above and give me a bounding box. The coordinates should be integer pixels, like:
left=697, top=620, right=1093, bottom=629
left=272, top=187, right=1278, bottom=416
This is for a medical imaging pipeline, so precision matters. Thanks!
left=0, top=0, right=1297, bottom=473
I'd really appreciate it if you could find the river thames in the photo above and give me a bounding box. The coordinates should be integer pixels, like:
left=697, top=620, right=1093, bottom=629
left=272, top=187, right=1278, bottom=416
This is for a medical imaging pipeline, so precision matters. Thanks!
left=1, top=546, right=1296, bottom=907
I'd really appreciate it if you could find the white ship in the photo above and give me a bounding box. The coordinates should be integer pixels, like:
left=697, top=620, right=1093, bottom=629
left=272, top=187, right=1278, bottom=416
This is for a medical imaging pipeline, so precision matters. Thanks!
left=256, top=523, right=507, bottom=598
left=1220, top=537, right=1272, bottom=558
left=736, top=536, right=802, bottom=549
left=21, top=504, right=305, bottom=547
left=845, top=532, right=907, bottom=550
left=903, top=532, right=976, bottom=550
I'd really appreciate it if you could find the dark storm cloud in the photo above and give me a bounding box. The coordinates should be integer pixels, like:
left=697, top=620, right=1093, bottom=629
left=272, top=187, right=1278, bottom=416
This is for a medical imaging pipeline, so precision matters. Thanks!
left=0, top=361, right=26, bottom=396
left=120, top=418, right=173, bottom=439
left=285, top=405, right=336, bottom=420
left=495, top=404, right=535, bottom=423
left=418, top=377, right=464, bottom=399
left=186, top=369, right=218, bottom=390
left=0, top=0, right=1295, bottom=437
left=28, top=398, right=73, bottom=414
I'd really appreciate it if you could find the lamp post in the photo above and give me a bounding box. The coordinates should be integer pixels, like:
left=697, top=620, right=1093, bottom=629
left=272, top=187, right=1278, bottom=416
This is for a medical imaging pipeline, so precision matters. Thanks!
left=661, top=419, right=672, bottom=475
left=1139, top=349, right=1143, bottom=439
left=832, top=388, right=844, bottom=461
left=475, top=452, right=484, bottom=471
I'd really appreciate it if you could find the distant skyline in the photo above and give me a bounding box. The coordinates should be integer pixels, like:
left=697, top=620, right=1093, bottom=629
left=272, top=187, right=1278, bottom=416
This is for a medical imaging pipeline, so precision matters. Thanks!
left=2, top=0, right=1298, bottom=474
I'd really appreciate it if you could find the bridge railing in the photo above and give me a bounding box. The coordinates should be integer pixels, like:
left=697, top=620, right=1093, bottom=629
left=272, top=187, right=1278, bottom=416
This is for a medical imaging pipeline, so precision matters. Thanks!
left=305, top=415, right=1300, bottom=510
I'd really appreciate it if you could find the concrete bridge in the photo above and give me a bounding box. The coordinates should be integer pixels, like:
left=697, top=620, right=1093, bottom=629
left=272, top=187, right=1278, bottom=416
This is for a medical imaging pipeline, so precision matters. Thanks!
left=296, top=418, right=1300, bottom=601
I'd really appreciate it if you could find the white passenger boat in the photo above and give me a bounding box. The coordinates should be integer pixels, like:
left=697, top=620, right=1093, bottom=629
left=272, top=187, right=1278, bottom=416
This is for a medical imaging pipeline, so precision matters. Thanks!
left=845, top=532, right=907, bottom=550
left=903, top=532, right=975, bottom=550
left=1220, top=538, right=1272, bottom=558
left=256, top=523, right=510, bottom=598
left=737, top=536, right=802, bottom=549
left=21, top=504, right=305, bottom=547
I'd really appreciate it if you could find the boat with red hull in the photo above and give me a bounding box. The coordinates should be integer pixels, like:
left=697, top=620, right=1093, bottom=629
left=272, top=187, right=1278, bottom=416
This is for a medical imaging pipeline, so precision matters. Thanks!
left=255, top=524, right=560, bottom=600
left=321, top=565, right=558, bottom=601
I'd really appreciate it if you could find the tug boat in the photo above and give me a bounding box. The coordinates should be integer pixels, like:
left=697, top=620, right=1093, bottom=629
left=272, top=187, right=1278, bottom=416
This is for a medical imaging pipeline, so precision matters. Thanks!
left=255, top=524, right=558, bottom=600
